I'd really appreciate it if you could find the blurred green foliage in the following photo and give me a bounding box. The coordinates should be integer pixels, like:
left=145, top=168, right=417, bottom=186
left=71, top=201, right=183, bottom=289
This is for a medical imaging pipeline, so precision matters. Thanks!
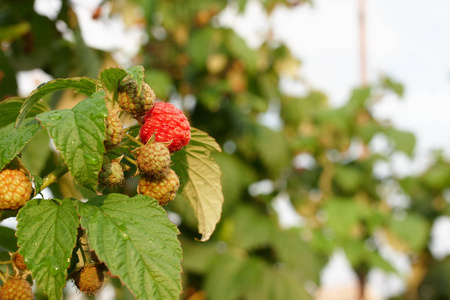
left=1, top=0, right=449, bottom=299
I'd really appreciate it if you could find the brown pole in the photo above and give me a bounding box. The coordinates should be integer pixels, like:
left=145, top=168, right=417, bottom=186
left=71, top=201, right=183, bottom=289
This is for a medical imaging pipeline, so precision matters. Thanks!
left=358, top=0, right=368, bottom=86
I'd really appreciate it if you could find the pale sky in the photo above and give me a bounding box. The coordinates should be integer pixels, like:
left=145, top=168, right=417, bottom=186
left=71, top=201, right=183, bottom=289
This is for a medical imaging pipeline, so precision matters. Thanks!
left=271, top=0, right=450, bottom=156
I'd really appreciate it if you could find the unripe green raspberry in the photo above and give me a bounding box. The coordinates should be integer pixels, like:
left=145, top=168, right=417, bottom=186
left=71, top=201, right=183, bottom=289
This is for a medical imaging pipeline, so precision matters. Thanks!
left=119, top=79, right=156, bottom=116
left=137, top=142, right=171, bottom=178
left=98, top=162, right=124, bottom=186
left=0, top=169, right=32, bottom=210
left=138, top=169, right=180, bottom=206
left=104, top=110, right=124, bottom=148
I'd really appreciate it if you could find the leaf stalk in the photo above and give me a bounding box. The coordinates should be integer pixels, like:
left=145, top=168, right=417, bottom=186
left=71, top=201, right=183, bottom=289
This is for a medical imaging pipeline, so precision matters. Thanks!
left=39, top=164, right=69, bottom=193
left=125, top=133, right=144, bottom=146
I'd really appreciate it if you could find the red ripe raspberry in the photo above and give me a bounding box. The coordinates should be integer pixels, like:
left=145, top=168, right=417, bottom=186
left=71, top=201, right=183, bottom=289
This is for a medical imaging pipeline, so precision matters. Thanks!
left=0, top=169, right=32, bottom=210
left=0, top=277, right=33, bottom=300
left=138, top=169, right=180, bottom=206
left=139, top=102, right=191, bottom=152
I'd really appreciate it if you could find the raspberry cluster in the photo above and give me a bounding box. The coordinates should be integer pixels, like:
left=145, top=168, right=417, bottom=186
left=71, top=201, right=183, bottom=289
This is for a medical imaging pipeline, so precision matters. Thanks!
left=134, top=101, right=192, bottom=205
left=100, top=76, right=190, bottom=206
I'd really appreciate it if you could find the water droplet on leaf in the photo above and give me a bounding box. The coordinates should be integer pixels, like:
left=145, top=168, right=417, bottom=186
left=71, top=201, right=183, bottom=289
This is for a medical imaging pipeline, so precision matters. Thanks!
left=50, top=267, right=59, bottom=275
left=48, top=112, right=61, bottom=120
left=83, top=153, right=98, bottom=165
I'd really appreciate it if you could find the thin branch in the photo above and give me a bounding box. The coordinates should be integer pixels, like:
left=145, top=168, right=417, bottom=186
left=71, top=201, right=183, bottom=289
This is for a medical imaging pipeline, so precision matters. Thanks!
left=125, top=133, right=144, bottom=147
left=38, top=164, right=69, bottom=193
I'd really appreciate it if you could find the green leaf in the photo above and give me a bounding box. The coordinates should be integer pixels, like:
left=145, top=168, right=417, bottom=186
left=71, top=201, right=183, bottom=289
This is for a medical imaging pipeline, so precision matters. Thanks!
left=0, top=48, right=18, bottom=99
left=145, top=69, right=172, bottom=98
left=225, top=205, right=274, bottom=250
left=213, top=153, right=257, bottom=213
left=423, top=164, right=450, bottom=190
left=16, top=77, right=97, bottom=128
left=21, top=129, right=51, bottom=176
left=125, top=65, right=145, bottom=95
left=383, top=76, right=404, bottom=97
left=0, top=22, right=30, bottom=42
left=255, top=267, right=312, bottom=300
left=347, top=87, right=371, bottom=110
left=77, top=194, right=182, bottom=300
left=388, top=213, right=429, bottom=252
left=0, top=226, right=18, bottom=253
left=334, top=165, right=364, bottom=194
left=0, top=121, right=41, bottom=171
left=421, top=257, right=450, bottom=298
left=342, top=239, right=365, bottom=266
left=16, top=199, right=79, bottom=300
left=272, top=228, right=324, bottom=283
left=253, top=125, right=291, bottom=176
left=280, top=92, right=327, bottom=127
left=386, top=129, right=416, bottom=156
left=187, top=28, right=214, bottom=68
left=97, top=68, right=126, bottom=99
left=97, top=65, right=145, bottom=102
left=0, top=97, right=49, bottom=128
left=36, top=91, right=107, bottom=190
left=172, top=128, right=223, bottom=241
left=324, top=198, right=369, bottom=237
left=204, top=254, right=247, bottom=300
left=357, top=122, right=381, bottom=143
left=367, top=251, right=397, bottom=273
left=205, top=254, right=312, bottom=300
left=227, top=31, right=257, bottom=73
left=180, top=237, right=216, bottom=274
left=33, top=175, right=44, bottom=197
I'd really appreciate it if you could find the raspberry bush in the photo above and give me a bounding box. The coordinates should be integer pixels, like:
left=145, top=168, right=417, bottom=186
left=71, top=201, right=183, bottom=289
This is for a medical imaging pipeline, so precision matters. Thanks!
left=0, top=66, right=223, bottom=300
left=3, top=1, right=447, bottom=299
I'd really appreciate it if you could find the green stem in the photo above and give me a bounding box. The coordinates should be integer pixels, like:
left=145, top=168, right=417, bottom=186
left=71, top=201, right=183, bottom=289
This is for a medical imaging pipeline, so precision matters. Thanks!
left=0, top=271, right=6, bottom=283
left=0, top=261, right=11, bottom=265
left=125, top=133, right=144, bottom=147
left=125, top=124, right=140, bottom=132
left=123, top=155, right=137, bottom=166
left=79, top=236, right=91, bottom=265
left=38, top=164, right=69, bottom=193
